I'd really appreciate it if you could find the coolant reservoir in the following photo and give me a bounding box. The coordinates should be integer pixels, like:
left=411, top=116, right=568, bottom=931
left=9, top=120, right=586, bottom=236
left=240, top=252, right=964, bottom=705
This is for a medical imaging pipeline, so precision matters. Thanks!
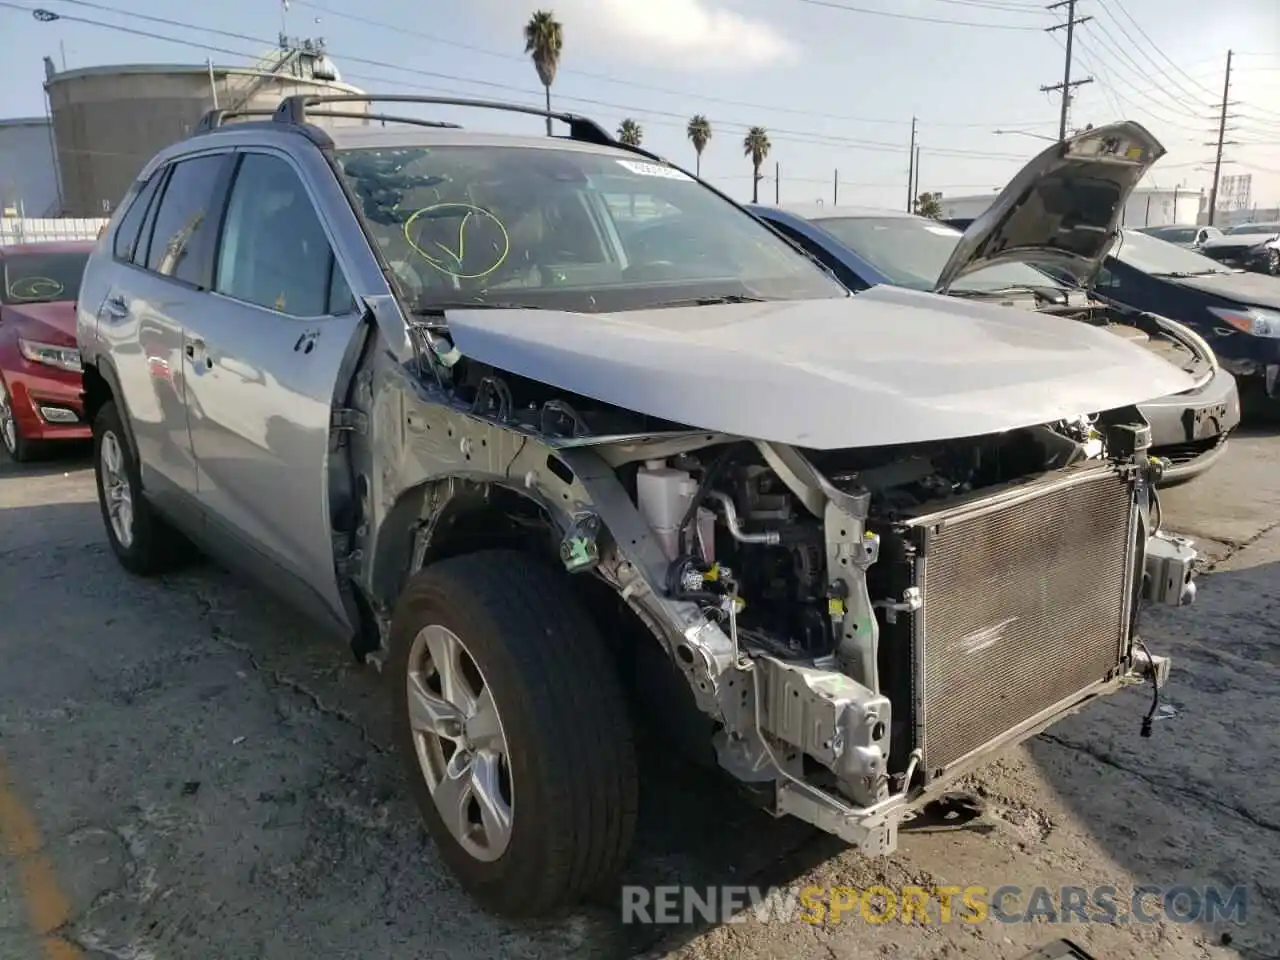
left=636, top=460, right=714, bottom=561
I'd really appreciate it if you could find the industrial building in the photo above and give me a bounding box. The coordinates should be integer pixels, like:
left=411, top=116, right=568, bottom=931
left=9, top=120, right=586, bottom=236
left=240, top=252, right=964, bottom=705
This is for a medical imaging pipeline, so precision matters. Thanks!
left=43, top=42, right=368, bottom=217
left=937, top=185, right=1205, bottom=229
left=0, top=117, right=60, bottom=217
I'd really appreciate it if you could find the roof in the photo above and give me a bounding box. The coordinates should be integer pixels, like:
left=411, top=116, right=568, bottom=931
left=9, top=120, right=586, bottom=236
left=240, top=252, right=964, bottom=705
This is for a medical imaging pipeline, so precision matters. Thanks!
left=191, top=118, right=645, bottom=157
left=0, top=240, right=97, bottom=256
left=751, top=202, right=914, bottom=221
left=322, top=125, right=635, bottom=153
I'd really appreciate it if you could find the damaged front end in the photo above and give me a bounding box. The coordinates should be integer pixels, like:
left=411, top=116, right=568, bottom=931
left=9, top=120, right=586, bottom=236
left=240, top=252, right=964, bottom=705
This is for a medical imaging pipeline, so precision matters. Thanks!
left=343, top=313, right=1195, bottom=852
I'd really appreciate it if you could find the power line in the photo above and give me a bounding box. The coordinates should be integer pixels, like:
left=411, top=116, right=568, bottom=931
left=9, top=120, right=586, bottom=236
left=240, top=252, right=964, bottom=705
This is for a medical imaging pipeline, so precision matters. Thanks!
left=1103, top=0, right=1220, bottom=100
left=1040, top=0, right=1093, bottom=140
left=38, top=0, right=1061, bottom=130
left=789, top=0, right=1044, bottom=30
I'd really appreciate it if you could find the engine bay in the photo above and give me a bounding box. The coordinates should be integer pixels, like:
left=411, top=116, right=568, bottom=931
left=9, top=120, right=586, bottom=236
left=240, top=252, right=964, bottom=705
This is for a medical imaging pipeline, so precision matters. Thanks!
left=626, top=418, right=1110, bottom=663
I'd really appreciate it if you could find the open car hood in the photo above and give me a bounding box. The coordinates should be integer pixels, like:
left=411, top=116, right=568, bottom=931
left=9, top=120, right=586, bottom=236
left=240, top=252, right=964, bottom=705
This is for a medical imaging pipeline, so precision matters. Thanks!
left=443, top=288, right=1196, bottom=451
left=934, top=121, right=1165, bottom=294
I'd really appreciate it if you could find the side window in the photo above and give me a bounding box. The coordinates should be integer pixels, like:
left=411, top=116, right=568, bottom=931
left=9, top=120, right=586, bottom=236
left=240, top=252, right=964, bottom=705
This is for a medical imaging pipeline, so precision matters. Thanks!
left=1095, top=265, right=1119, bottom=288
left=113, top=172, right=164, bottom=262
left=214, top=153, right=350, bottom=316
left=145, top=154, right=226, bottom=284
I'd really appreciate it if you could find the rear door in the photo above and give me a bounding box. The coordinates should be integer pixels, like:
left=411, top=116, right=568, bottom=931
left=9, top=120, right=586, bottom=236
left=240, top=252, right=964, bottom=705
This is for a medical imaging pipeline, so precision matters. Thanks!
left=182, top=147, right=363, bottom=627
left=95, top=151, right=233, bottom=509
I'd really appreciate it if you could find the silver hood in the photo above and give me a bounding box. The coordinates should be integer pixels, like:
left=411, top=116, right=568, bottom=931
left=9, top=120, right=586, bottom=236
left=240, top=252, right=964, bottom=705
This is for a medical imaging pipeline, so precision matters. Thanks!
left=935, top=121, right=1165, bottom=294
left=444, top=287, right=1196, bottom=450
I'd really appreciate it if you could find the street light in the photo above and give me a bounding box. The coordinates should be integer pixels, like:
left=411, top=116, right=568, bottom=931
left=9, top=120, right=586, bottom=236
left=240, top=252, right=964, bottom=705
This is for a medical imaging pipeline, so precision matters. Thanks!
left=993, top=129, right=1058, bottom=143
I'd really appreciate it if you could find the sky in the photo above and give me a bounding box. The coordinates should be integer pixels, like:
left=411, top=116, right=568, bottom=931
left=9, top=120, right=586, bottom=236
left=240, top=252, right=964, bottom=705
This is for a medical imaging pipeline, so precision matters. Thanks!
left=1, top=0, right=1278, bottom=211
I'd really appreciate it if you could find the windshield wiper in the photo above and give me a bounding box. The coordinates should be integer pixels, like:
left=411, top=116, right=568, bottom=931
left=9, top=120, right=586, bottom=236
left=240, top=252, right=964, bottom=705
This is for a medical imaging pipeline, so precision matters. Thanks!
left=1150, top=270, right=1231, bottom=278
left=948, top=285, right=1069, bottom=303
left=646, top=294, right=770, bottom=308
left=411, top=301, right=544, bottom=315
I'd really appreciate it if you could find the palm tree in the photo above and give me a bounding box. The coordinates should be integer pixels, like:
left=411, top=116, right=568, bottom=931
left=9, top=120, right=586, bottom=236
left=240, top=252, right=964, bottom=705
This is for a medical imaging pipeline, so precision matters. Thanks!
left=743, top=126, right=770, bottom=203
left=687, top=114, right=712, bottom=177
left=915, top=191, right=943, bottom=219
left=617, top=118, right=643, bottom=147
left=524, top=10, right=563, bottom=136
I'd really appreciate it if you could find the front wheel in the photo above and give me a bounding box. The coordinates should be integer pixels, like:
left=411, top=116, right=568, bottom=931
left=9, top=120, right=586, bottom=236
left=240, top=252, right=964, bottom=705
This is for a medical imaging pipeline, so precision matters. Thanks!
left=389, top=550, right=638, bottom=917
left=0, top=376, right=43, bottom=463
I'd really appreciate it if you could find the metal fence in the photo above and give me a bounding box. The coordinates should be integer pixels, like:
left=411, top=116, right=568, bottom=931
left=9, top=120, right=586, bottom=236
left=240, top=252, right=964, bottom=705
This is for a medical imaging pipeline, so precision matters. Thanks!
left=0, top=217, right=110, bottom=245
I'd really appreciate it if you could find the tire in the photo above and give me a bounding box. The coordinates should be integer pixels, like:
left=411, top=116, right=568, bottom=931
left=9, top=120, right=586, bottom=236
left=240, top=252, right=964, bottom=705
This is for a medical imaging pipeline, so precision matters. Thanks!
left=92, top=400, right=190, bottom=575
left=0, top=375, right=44, bottom=463
left=1268, top=248, right=1280, bottom=276
left=389, top=549, right=638, bottom=917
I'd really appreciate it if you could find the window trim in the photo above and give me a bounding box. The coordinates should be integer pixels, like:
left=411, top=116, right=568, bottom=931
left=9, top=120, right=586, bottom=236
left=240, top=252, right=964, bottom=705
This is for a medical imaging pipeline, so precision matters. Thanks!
left=207, top=147, right=358, bottom=321
left=120, top=150, right=235, bottom=290
left=112, top=171, right=164, bottom=265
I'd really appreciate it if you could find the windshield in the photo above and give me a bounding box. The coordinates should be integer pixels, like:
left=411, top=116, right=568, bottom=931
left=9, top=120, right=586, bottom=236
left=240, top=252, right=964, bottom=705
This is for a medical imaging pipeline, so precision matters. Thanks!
left=810, top=215, right=1064, bottom=293
left=1225, top=222, right=1280, bottom=235
left=1137, top=225, right=1198, bottom=244
left=1113, top=229, right=1236, bottom=276
left=332, top=145, right=846, bottom=312
left=1, top=250, right=90, bottom=305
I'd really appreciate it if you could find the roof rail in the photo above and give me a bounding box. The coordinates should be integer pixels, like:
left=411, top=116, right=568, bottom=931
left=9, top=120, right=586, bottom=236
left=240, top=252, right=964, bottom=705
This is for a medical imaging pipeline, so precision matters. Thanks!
left=195, top=108, right=277, bottom=133
left=273, top=94, right=618, bottom=147
left=304, top=110, right=460, bottom=130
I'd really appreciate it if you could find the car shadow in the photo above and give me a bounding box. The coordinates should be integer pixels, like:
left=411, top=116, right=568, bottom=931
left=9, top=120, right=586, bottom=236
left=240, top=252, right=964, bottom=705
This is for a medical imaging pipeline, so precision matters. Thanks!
left=0, top=441, right=92, bottom=479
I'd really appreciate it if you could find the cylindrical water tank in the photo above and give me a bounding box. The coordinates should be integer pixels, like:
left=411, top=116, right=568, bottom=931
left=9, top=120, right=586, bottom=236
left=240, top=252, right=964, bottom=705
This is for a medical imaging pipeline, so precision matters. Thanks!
left=44, top=61, right=368, bottom=217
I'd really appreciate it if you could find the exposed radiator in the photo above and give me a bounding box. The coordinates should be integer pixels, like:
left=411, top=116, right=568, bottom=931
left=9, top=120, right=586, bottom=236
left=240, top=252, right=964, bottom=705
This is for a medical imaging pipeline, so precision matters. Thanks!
left=905, top=465, right=1137, bottom=776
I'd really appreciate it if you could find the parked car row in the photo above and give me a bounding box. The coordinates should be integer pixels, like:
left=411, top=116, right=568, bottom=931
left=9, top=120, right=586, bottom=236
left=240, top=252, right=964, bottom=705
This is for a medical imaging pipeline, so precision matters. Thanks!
left=56, top=102, right=1203, bottom=919
left=747, top=130, right=1258, bottom=485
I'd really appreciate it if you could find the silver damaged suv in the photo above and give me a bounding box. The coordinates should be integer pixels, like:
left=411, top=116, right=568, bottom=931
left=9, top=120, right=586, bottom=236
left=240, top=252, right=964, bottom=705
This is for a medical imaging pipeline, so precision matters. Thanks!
left=77, top=97, right=1197, bottom=917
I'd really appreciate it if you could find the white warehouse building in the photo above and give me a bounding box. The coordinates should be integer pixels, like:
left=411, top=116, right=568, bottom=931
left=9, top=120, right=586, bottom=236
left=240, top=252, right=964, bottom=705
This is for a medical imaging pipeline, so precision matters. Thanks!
left=937, top=185, right=1204, bottom=228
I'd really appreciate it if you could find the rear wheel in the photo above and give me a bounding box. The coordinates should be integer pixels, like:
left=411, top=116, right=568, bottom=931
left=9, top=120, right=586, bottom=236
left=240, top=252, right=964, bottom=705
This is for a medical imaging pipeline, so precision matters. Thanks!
left=0, top=376, right=43, bottom=463
left=389, top=550, right=638, bottom=917
left=1267, top=248, right=1280, bottom=276
left=92, top=401, right=190, bottom=575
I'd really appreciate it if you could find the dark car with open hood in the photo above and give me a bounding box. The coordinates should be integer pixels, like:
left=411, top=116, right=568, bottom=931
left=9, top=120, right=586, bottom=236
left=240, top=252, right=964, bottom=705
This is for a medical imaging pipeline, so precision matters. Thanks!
left=76, top=100, right=1197, bottom=918
left=749, top=121, right=1241, bottom=486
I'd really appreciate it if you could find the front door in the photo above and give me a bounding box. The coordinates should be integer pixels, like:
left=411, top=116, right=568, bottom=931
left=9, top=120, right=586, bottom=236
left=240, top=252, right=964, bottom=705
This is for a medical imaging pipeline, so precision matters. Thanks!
left=182, top=148, right=364, bottom=627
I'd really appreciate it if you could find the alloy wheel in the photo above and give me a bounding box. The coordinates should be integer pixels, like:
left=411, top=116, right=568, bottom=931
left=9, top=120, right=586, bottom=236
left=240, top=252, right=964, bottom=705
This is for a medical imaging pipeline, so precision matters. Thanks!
left=406, top=624, right=514, bottom=862
left=100, top=430, right=135, bottom=548
left=0, top=379, right=16, bottom=456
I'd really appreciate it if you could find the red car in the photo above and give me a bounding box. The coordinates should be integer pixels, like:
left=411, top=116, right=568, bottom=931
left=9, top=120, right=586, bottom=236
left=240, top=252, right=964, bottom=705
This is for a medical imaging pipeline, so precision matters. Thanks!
left=0, top=240, right=95, bottom=461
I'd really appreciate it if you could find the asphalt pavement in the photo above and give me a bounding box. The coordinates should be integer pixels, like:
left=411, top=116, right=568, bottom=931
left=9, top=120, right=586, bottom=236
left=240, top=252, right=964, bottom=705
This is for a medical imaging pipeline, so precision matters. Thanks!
left=1, top=432, right=1278, bottom=960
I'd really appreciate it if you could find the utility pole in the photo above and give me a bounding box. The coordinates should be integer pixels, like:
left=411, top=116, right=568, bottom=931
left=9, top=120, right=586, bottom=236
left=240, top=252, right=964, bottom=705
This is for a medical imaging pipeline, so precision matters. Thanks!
left=775, top=162, right=780, bottom=204
left=913, top=145, right=921, bottom=207
left=1206, top=49, right=1234, bottom=227
left=833, top=169, right=839, bottom=206
left=1041, top=0, right=1093, bottom=141
left=906, top=116, right=917, bottom=212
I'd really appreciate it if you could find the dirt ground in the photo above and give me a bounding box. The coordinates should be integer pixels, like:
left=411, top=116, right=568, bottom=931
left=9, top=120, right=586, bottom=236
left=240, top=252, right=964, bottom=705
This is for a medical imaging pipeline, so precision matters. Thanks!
left=1, top=431, right=1277, bottom=960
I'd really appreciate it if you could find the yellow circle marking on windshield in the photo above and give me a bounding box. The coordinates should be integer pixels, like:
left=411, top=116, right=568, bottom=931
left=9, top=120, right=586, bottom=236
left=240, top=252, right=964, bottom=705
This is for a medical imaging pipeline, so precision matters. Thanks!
left=404, top=202, right=510, bottom=280
left=6, top=277, right=64, bottom=301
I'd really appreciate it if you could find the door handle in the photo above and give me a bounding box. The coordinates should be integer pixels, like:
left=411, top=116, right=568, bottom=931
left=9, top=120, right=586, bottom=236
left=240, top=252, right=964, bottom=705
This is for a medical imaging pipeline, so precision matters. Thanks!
left=185, top=337, right=213, bottom=369
left=102, top=295, right=129, bottom=319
